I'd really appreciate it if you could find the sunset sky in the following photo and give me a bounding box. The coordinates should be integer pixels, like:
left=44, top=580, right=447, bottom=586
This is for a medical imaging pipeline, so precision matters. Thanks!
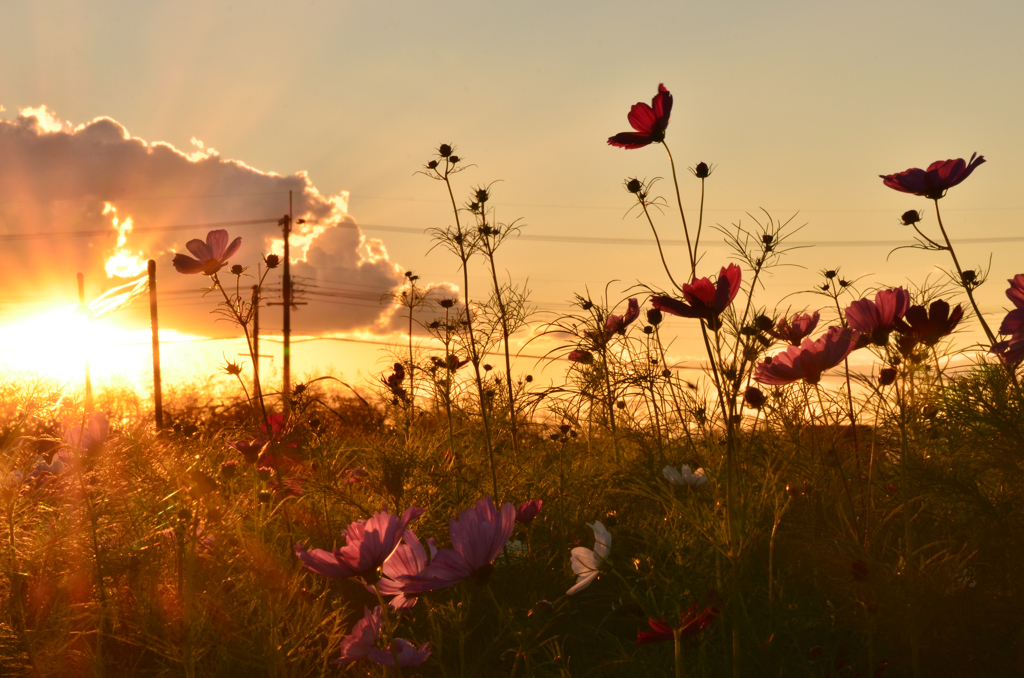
left=2, top=0, right=1023, bottom=393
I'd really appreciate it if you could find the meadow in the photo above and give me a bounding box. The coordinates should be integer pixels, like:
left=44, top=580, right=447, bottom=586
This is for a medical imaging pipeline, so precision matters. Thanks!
left=4, top=84, right=1024, bottom=678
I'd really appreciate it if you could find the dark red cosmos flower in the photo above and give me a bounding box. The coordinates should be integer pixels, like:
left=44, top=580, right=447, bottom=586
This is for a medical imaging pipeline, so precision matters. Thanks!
left=636, top=591, right=720, bottom=645
left=991, top=275, right=1024, bottom=364
left=845, top=288, right=910, bottom=346
left=754, top=327, right=860, bottom=386
left=880, top=153, right=986, bottom=200
left=893, top=300, right=963, bottom=357
left=651, top=264, right=742, bottom=329
left=515, top=499, right=543, bottom=525
left=772, top=311, right=820, bottom=346
left=608, top=84, right=673, bottom=149
left=567, top=350, right=594, bottom=364
left=603, top=298, right=641, bottom=339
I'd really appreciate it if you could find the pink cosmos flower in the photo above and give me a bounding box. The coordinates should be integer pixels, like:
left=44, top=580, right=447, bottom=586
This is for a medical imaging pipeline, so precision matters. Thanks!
left=845, top=287, right=910, bottom=346
left=603, top=298, right=640, bottom=340
left=754, top=326, right=861, bottom=386
left=375, top=530, right=437, bottom=610
left=568, top=521, right=611, bottom=595
left=296, top=506, right=424, bottom=580
left=65, top=412, right=110, bottom=453
left=515, top=499, right=543, bottom=524
left=772, top=311, right=820, bottom=346
left=333, top=606, right=382, bottom=666
left=172, top=229, right=242, bottom=275
left=608, top=84, right=673, bottom=149
left=398, top=497, right=516, bottom=593
left=368, top=639, right=432, bottom=668
left=636, top=592, right=720, bottom=645
left=894, top=300, right=963, bottom=357
left=991, top=275, right=1024, bottom=364
left=651, top=264, right=742, bottom=329
left=880, top=153, right=986, bottom=200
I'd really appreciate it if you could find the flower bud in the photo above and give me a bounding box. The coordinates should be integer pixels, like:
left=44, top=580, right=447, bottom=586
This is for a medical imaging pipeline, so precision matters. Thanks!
left=263, top=253, right=281, bottom=269
left=878, top=368, right=897, bottom=386
left=219, top=460, right=238, bottom=479
left=438, top=144, right=453, bottom=158
left=427, top=160, right=438, bottom=170
left=646, top=308, right=663, bottom=326
left=449, top=155, right=460, bottom=164
left=230, top=264, right=244, bottom=276
left=694, top=162, right=711, bottom=178
left=625, top=178, right=643, bottom=194
left=900, top=210, right=922, bottom=226
left=257, top=466, right=273, bottom=482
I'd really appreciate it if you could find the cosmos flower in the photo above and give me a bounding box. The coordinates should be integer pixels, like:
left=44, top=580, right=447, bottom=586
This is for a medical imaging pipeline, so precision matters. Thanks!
left=567, top=521, right=611, bottom=595
left=603, top=298, right=641, bottom=340
left=398, top=497, right=516, bottom=593
left=368, top=639, right=432, bottom=668
left=772, top=311, right=820, bottom=346
left=172, top=229, right=242, bottom=275
left=844, top=288, right=910, bottom=346
left=375, top=530, right=436, bottom=610
left=893, top=300, right=964, bottom=356
left=880, top=153, right=986, bottom=200
left=515, top=499, right=544, bottom=524
left=608, top=84, right=673, bottom=149
left=754, top=326, right=860, bottom=386
left=651, top=264, right=742, bottom=329
left=296, top=506, right=424, bottom=580
left=663, top=464, right=707, bottom=487
left=226, top=439, right=269, bottom=464
left=65, top=412, right=110, bottom=454
left=636, top=592, right=720, bottom=645
left=333, top=606, right=382, bottom=666
left=991, top=275, right=1024, bottom=364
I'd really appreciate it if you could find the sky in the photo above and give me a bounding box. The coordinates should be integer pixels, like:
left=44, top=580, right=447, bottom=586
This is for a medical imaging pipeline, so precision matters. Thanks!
left=1, top=0, right=1023, bottom=394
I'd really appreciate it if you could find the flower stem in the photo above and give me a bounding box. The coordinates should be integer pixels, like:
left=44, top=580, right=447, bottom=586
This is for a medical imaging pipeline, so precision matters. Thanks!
left=932, top=199, right=997, bottom=346
left=662, top=141, right=696, bottom=276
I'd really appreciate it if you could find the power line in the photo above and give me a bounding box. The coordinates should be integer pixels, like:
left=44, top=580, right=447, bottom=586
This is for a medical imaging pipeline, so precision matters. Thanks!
left=0, top=217, right=281, bottom=243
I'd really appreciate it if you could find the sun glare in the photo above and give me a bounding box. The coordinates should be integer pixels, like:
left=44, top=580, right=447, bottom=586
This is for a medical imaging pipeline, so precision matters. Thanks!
left=103, top=203, right=146, bottom=278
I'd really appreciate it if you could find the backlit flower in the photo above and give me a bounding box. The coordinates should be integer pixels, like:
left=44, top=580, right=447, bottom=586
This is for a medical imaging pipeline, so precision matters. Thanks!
left=398, top=497, right=516, bottom=593
left=636, top=592, right=720, bottom=645
left=568, top=350, right=594, bottom=364
left=880, top=153, right=986, bottom=200
left=375, top=530, right=436, bottom=610
left=651, top=264, right=742, bottom=329
left=754, top=326, right=860, bottom=386
left=296, top=506, right=424, bottom=580
left=991, top=275, right=1024, bottom=364
left=603, top=298, right=641, bottom=340
left=772, top=311, right=820, bottom=346
left=227, top=439, right=268, bottom=464
left=333, top=606, right=381, bottom=666
left=516, top=499, right=543, bottom=524
left=893, top=300, right=963, bottom=357
left=663, top=464, right=707, bottom=486
left=608, top=84, right=673, bottom=149
left=567, top=521, right=611, bottom=595
left=172, top=229, right=242, bottom=275
left=845, top=288, right=910, bottom=346
left=65, top=412, right=110, bottom=454
left=368, top=639, right=432, bottom=668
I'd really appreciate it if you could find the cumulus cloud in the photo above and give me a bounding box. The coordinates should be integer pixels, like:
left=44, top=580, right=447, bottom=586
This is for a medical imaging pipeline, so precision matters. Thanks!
left=0, top=106, right=409, bottom=335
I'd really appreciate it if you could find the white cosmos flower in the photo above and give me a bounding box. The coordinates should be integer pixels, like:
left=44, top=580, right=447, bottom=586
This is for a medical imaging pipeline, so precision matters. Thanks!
left=567, top=521, right=611, bottom=595
left=663, top=464, right=707, bottom=486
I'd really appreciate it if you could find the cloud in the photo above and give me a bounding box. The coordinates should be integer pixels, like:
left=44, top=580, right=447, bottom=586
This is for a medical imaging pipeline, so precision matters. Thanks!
left=0, top=106, right=409, bottom=335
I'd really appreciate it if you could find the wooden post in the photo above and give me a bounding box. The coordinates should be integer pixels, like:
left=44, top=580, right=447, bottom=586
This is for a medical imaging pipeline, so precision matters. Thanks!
left=252, top=284, right=260, bottom=399
left=77, top=272, right=93, bottom=413
left=148, top=260, right=163, bottom=429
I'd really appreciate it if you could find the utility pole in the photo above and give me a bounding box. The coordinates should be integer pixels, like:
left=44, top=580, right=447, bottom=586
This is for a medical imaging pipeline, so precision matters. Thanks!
left=77, top=272, right=93, bottom=413
left=282, top=191, right=292, bottom=408
left=148, top=260, right=163, bottom=429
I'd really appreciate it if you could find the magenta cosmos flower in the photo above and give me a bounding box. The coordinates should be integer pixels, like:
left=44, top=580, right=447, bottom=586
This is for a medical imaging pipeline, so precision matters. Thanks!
left=296, top=506, right=423, bottom=580
left=398, top=497, right=515, bottom=593
left=637, top=592, right=720, bottom=645
left=845, top=287, right=910, bottom=346
left=608, top=84, right=673, bottom=149
left=772, top=311, right=820, bottom=346
left=602, top=298, right=640, bottom=340
left=333, top=607, right=431, bottom=668
left=754, top=326, right=860, bottom=386
left=369, top=639, right=432, bottom=668
left=375, top=530, right=436, bottom=610
left=172, top=229, right=242, bottom=275
left=515, top=499, right=543, bottom=525
left=651, top=264, right=742, bottom=329
left=880, top=153, right=986, bottom=200
left=894, top=300, right=963, bottom=357
left=568, top=350, right=594, bottom=364
left=991, top=275, right=1024, bottom=364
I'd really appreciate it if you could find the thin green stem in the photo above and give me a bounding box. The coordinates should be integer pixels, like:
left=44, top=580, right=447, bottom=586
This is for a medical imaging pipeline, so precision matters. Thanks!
left=661, top=141, right=695, bottom=276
